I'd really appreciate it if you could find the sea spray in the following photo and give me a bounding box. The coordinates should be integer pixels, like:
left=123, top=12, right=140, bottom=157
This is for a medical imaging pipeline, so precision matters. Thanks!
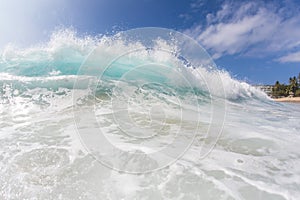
left=0, top=28, right=299, bottom=199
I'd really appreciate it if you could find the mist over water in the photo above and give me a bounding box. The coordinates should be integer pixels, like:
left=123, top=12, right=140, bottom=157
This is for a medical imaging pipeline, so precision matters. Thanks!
left=0, top=29, right=300, bottom=200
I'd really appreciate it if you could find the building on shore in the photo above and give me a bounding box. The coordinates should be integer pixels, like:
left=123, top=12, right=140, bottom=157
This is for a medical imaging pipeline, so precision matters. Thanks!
left=253, top=85, right=274, bottom=97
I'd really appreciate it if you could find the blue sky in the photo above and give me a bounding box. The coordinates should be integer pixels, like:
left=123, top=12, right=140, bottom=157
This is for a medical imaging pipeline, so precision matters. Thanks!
left=0, top=0, right=300, bottom=84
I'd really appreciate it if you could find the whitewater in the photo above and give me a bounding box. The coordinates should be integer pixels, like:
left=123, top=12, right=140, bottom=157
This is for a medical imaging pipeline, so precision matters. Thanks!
left=0, top=28, right=300, bottom=200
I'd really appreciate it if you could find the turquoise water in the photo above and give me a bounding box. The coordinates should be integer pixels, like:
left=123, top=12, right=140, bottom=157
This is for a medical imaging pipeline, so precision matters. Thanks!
left=0, top=29, right=300, bottom=199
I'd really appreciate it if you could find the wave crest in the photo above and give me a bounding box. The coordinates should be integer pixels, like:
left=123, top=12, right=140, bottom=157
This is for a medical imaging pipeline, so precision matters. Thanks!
left=0, top=29, right=267, bottom=101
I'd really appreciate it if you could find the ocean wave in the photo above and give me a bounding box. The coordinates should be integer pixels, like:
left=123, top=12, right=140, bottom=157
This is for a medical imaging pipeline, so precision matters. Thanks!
left=0, top=29, right=267, bottom=102
left=1, top=28, right=300, bottom=199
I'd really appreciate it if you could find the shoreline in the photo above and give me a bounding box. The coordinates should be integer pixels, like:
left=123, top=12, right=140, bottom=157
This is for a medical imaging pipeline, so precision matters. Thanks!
left=273, top=97, right=300, bottom=103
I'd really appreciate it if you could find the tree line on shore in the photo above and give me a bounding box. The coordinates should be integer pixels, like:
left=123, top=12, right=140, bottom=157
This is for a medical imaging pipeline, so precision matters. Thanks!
left=272, top=73, right=300, bottom=98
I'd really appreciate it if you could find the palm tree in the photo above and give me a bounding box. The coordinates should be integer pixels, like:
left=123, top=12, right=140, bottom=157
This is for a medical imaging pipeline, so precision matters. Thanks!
left=286, top=85, right=291, bottom=96
left=272, top=81, right=281, bottom=98
left=288, top=76, right=297, bottom=96
left=294, top=76, right=299, bottom=88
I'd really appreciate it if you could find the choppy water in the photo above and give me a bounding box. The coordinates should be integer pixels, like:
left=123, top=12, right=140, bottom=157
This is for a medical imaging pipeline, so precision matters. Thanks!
left=0, top=29, right=300, bottom=200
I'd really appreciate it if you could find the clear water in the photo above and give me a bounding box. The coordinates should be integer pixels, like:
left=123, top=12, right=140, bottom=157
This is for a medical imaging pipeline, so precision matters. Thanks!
left=0, top=29, right=300, bottom=200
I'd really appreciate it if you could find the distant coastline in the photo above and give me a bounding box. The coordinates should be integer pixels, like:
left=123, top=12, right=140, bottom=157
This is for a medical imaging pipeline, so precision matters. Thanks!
left=273, top=97, right=300, bottom=103
left=254, top=73, right=300, bottom=101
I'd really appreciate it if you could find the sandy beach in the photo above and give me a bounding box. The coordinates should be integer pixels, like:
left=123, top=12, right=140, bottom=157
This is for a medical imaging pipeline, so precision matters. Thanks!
left=274, top=97, right=300, bottom=103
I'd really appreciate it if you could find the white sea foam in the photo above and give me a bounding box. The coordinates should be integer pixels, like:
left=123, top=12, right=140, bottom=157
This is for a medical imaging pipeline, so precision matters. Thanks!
left=0, top=29, right=299, bottom=199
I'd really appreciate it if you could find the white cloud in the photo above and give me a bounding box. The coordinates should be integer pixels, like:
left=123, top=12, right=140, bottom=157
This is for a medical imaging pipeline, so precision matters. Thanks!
left=190, top=0, right=205, bottom=10
left=184, top=1, right=300, bottom=61
left=277, top=51, right=300, bottom=63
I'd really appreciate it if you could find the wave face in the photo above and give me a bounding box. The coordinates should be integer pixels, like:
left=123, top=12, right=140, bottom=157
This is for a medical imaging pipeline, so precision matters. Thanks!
left=1, top=29, right=300, bottom=200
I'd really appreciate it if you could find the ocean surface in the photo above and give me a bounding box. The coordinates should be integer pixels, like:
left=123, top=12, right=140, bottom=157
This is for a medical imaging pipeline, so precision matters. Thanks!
left=0, top=29, right=300, bottom=200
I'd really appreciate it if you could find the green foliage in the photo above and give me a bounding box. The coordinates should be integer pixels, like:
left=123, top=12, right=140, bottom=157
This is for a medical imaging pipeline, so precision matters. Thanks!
left=295, top=89, right=300, bottom=97
left=272, top=81, right=288, bottom=98
left=272, top=72, right=300, bottom=98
